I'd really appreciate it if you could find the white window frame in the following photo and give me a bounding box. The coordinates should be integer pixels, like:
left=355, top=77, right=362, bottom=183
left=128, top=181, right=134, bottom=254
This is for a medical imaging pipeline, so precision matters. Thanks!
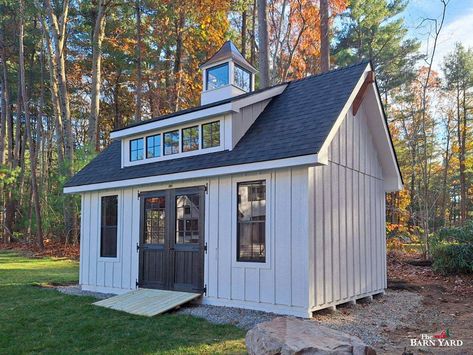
left=97, top=190, right=122, bottom=262
left=231, top=173, right=272, bottom=269
left=122, top=116, right=225, bottom=167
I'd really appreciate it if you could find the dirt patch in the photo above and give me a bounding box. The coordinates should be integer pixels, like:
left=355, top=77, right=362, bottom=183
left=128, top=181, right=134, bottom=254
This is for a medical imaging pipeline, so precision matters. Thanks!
left=385, top=252, right=473, bottom=354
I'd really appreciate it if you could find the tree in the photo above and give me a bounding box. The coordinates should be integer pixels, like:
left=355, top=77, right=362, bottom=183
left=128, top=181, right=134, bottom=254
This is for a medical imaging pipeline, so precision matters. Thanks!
left=257, top=0, right=270, bottom=88
left=18, top=0, right=43, bottom=248
left=319, top=0, right=329, bottom=72
left=334, top=0, right=420, bottom=100
left=442, top=43, right=473, bottom=224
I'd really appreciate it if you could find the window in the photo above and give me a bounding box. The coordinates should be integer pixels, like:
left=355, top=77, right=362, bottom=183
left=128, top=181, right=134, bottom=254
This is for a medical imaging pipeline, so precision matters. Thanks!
left=130, top=138, right=144, bottom=161
left=202, top=121, right=220, bottom=149
left=146, top=134, right=161, bottom=158
left=182, top=126, right=199, bottom=152
left=237, top=180, right=266, bottom=262
left=176, top=193, right=200, bottom=244
left=164, top=130, right=179, bottom=155
left=206, top=63, right=229, bottom=90
left=234, top=64, right=251, bottom=92
left=100, top=195, right=118, bottom=258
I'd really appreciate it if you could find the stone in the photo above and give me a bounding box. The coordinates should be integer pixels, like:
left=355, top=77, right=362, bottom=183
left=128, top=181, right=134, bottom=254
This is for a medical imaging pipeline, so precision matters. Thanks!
left=245, top=317, right=376, bottom=355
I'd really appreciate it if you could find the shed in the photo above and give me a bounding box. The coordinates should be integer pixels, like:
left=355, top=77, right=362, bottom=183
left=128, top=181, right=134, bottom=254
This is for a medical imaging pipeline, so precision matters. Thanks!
left=64, top=41, right=402, bottom=318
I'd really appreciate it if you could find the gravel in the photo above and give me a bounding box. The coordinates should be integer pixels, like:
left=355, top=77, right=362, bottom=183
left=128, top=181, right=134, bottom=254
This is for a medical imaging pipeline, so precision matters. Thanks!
left=176, top=304, right=279, bottom=330
left=55, top=284, right=115, bottom=299
left=54, top=285, right=423, bottom=348
left=177, top=290, right=423, bottom=345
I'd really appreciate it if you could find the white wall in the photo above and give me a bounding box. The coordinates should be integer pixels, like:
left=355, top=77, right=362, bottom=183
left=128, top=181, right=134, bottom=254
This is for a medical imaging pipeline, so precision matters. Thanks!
left=309, top=104, right=386, bottom=312
left=79, top=168, right=311, bottom=317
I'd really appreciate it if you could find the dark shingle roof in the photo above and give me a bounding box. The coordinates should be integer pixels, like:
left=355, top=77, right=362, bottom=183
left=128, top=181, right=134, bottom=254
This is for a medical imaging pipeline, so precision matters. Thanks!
left=65, top=62, right=369, bottom=188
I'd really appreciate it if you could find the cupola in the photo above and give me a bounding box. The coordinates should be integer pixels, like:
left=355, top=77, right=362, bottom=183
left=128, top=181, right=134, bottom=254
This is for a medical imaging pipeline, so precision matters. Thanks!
left=200, top=41, right=257, bottom=105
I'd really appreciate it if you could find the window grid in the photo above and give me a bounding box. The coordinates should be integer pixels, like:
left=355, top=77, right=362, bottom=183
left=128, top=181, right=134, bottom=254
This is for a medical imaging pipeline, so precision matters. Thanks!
left=182, top=126, right=199, bottom=152
left=130, top=138, right=144, bottom=161
left=146, top=134, right=161, bottom=159
left=202, top=121, right=221, bottom=149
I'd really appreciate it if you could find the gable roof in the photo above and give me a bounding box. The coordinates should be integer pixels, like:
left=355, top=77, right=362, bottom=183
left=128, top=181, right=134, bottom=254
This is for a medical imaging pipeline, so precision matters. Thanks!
left=200, top=40, right=257, bottom=73
left=65, top=61, right=384, bottom=190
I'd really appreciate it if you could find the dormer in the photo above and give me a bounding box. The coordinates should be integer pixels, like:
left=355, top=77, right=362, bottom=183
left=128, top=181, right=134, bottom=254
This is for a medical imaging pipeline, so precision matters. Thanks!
left=200, top=41, right=257, bottom=105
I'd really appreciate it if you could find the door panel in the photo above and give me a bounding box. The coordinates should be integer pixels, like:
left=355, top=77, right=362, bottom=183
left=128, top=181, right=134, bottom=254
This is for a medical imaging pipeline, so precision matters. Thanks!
left=139, top=187, right=205, bottom=293
left=139, top=194, right=167, bottom=289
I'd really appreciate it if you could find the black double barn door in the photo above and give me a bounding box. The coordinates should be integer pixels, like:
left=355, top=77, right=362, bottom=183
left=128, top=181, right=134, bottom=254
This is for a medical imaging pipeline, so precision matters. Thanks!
left=138, top=187, right=205, bottom=293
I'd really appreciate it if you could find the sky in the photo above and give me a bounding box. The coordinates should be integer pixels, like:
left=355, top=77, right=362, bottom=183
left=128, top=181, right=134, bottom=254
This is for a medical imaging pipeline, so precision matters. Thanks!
left=403, top=0, right=473, bottom=72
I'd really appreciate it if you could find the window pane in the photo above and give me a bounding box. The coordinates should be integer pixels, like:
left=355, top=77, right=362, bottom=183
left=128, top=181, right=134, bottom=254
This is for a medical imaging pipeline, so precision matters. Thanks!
left=202, top=121, right=220, bottom=149
left=146, top=134, right=161, bottom=158
left=144, top=196, right=166, bottom=244
left=206, top=64, right=229, bottom=90
left=130, top=138, right=144, bottom=161
left=182, top=126, right=199, bottom=152
left=237, top=181, right=266, bottom=262
left=176, top=193, right=200, bottom=244
left=234, top=65, right=251, bottom=92
left=101, top=195, right=118, bottom=257
left=164, top=130, right=179, bottom=155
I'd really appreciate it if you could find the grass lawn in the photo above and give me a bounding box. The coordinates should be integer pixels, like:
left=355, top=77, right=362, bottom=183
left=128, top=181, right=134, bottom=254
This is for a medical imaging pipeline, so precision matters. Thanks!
left=0, top=251, right=246, bottom=354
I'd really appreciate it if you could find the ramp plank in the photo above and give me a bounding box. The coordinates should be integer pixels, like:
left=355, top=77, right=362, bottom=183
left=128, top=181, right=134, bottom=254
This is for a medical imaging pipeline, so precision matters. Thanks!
left=93, top=289, right=201, bottom=316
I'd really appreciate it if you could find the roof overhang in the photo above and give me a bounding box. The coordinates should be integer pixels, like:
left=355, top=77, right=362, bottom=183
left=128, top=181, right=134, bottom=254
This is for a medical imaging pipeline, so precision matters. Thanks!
left=110, top=84, right=286, bottom=140
left=317, top=62, right=403, bottom=192
left=64, top=153, right=321, bottom=194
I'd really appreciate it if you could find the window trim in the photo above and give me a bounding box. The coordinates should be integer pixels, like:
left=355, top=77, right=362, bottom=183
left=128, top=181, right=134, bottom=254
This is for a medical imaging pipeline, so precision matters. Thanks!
left=98, top=192, right=121, bottom=262
left=233, top=64, right=252, bottom=92
left=130, top=137, right=144, bottom=162
left=146, top=133, right=162, bottom=159
left=205, top=62, right=229, bottom=91
left=163, top=129, right=180, bottom=156
left=201, top=121, right=221, bottom=149
left=181, top=125, right=200, bottom=153
left=232, top=174, right=271, bottom=269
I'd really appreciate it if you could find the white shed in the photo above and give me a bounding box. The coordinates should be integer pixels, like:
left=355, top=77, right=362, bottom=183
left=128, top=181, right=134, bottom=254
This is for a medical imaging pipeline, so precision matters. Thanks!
left=64, top=41, right=402, bottom=318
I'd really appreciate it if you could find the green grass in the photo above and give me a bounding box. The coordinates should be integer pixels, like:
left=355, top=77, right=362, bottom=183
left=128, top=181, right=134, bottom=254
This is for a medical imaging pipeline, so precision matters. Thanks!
left=0, top=251, right=246, bottom=354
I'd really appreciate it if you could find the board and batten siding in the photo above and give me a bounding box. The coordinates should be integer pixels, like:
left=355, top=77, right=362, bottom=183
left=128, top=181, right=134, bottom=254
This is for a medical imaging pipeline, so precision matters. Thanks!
left=79, top=168, right=311, bottom=317
left=203, top=167, right=310, bottom=317
left=309, top=105, right=386, bottom=312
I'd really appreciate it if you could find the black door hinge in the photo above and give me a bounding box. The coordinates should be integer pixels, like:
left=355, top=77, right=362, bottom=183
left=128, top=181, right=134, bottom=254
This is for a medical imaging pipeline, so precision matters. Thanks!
left=204, top=242, right=207, bottom=253
left=203, top=285, right=207, bottom=295
left=136, top=243, right=140, bottom=252
left=204, top=184, right=208, bottom=193
left=136, top=279, right=140, bottom=288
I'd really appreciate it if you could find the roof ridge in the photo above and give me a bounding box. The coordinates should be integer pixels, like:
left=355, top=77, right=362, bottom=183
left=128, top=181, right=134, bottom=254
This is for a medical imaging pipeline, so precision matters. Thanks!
left=283, top=60, right=370, bottom=86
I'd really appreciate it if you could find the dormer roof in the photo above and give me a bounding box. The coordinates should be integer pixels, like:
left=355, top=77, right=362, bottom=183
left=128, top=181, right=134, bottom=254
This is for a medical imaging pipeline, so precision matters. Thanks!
left=200, top=40, right=257, bottom=73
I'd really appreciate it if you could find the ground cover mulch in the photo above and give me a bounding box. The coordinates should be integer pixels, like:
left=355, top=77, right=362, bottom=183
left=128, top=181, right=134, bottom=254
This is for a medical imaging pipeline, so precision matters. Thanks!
left=0, top=239, right=80, bottom=260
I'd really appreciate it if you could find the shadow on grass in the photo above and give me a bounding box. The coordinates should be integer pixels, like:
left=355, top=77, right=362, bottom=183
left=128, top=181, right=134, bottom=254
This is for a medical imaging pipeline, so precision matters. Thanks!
left=0, top=251, right=246, bottom=354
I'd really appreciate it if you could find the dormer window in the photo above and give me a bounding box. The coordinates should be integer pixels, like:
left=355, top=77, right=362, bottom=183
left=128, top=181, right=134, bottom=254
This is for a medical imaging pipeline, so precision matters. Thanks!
left=206, top=63, right=229, bottom=90
left=130, top=138, right=144, bottom=161
left=164, top=130, right=180, bottom=155
left=234, top=64, right=251, bottom=92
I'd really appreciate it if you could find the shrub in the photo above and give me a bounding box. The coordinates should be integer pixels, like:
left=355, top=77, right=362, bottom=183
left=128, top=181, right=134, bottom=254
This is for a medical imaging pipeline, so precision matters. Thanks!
left=431, top=221, right=473, bottom=275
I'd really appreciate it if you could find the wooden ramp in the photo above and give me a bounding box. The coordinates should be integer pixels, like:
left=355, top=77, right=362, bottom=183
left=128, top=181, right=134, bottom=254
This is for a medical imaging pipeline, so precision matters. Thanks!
left=93, top=289, right=201, bottom=317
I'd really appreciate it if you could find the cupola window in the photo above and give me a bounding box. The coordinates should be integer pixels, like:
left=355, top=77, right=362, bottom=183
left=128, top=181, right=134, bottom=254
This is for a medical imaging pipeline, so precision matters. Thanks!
left=206, top=63, right=229, bottom=90
left=234, top=64, right=251, bottom=92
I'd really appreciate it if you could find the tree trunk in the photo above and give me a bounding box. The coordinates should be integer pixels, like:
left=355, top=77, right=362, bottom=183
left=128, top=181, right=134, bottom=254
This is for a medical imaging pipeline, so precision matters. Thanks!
left=135, top=0, right=143, bottom=122
left=19, top=0, right=44, bottom=248
left=319, top=0, right=330, bottom=72
left=241, top=10, right=247, bottom=57
left=173, top=11, right=185, bottom=111
left=0, top=28, right=9, bottom=166
left=257, top=0, right=269, bottom=88
left=250, top=0, right=257, bottom=66
left=88, top=0, right=108, bottom=150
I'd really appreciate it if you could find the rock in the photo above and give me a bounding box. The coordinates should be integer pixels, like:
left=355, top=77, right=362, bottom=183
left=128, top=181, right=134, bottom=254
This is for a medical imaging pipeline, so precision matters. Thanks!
left=245, top=317, right=376, bottom=355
